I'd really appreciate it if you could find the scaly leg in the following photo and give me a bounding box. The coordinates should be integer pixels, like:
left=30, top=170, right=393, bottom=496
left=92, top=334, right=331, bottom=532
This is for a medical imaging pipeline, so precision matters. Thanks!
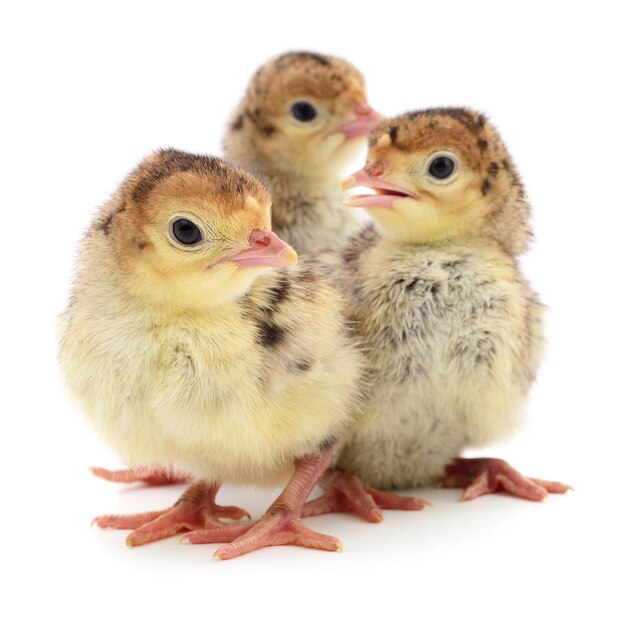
left=442, top=457, right=572, bottom=501
left=93, top=481, right=250, bottom=546
left=303, top=468, right=430, bottom=522
left=90, top=466, right=190, bottom=486
left=182, top=449, right=343, bottom=559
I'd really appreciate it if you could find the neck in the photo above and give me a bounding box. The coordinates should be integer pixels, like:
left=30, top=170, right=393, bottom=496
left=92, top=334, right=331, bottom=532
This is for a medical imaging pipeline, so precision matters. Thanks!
left=378, top=231, right=507, bottom=257
left=223, top=140, right=365, bottom=254
left=231, top=146, right=341, bottom=187
left=85, top=260, right=243, bottom=327
left=268, top=169, right=365, bottom=255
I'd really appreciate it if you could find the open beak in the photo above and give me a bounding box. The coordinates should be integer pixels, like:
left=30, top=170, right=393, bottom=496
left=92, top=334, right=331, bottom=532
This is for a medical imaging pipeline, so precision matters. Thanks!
left=330, top=103, right=383, bottom=139
left=218, top=229, right=297, bottom=269
left=342, top=167, right=419, bottom=209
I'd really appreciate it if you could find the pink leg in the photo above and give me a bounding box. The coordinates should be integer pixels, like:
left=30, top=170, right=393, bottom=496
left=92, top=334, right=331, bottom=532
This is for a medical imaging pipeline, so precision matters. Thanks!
left=93, top=481, right=250, bottom=546
left=182, top=449, right=343, bottom=560
left=303, top=468, right=430, bottom=522
left=442, top=457, right=572, bottom=502
left=90, top=466, right=190, bottom=486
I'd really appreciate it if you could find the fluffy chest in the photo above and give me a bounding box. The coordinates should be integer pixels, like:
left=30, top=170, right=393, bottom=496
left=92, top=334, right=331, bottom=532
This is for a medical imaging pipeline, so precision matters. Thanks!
left=61, top=285, right=356, bottom=485
left=63, top=304, right=266, bottom=466
left=345, top=243, right=531, bottom=449
left=357, top=244, right=526, bottom=384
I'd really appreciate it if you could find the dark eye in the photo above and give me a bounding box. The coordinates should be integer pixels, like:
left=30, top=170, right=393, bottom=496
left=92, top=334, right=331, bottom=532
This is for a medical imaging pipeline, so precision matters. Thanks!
left=290, top=101, right=317, bottom=122
left=427, top=156, right=457, bottom=180
left=171, top=219, right=202, bottom=246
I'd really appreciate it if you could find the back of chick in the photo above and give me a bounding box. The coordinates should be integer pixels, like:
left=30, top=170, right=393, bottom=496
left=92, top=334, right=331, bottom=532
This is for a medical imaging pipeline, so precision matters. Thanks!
left=223, top=51, right=382, bottom=254
left=331, top=108, right=545, bottom=489
left=59, top=149, right=362, bottom=487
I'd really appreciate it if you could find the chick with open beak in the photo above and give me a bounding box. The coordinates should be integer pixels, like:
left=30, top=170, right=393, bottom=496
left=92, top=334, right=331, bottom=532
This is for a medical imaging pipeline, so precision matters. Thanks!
left=328, top=108, right=571, bottom=501
left=60, top=149, right=367, bottom=558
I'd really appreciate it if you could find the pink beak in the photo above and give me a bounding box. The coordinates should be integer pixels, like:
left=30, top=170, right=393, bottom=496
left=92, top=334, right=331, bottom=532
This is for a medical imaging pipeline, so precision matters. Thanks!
left=342, top=166, right=419, bottom=209
left=218, top=229, right=298, bottom=269
left=330, top=103, right=384, bottom=139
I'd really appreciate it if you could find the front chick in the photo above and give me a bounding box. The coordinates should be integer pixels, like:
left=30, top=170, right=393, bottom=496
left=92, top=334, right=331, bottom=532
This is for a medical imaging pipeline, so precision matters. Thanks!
left=59, top=149, right=364, bottom=558
left=223, top=50, right=382, bottom=254
left=328, top=108, right=571, bottom=500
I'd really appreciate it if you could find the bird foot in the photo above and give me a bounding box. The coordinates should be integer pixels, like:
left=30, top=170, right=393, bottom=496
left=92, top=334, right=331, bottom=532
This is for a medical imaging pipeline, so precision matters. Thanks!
left=182, top=451, right=345, bottom=559
left=90, top=466, right=190, bottom=486
left=92, top=481, right=250, bottom=546
left=302, top=468, right=431, bottom=522
left=182, top=508, right=342, bottom=560
left=442, top=457, right=572, bottom=502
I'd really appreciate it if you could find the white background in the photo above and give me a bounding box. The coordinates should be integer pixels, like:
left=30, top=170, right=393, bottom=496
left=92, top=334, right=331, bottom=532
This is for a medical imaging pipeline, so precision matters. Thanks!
left=1, top=1, right=619, bottom=624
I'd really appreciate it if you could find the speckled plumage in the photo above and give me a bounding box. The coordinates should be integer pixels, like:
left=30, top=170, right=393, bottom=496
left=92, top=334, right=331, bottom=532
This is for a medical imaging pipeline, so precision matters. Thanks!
left=224, top=51, right=376, bottom=254
left=326, top=109, right=545, bottom=489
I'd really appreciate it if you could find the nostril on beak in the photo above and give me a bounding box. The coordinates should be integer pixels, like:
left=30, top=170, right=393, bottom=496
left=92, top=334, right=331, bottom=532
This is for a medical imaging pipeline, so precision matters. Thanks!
left=250, top=230, right=271, bottom=248
left=354, top=103, right=373, bottom=117
left=365, top=162, right=384, bottom=177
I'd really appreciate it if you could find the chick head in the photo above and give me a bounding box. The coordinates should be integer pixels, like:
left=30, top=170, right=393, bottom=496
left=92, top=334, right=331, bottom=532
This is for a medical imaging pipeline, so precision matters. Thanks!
left=224, top=51, right=382, bottom=178
left=105, top=149, right=297, bottom=310
left=344, top=108, right=531, bottom=255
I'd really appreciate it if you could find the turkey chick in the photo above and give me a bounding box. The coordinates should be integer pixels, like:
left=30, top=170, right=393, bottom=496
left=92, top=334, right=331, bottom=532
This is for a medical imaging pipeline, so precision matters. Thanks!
left=330, top=108, right=571, bottom=500
left=60, top=149, right=364, bottom=557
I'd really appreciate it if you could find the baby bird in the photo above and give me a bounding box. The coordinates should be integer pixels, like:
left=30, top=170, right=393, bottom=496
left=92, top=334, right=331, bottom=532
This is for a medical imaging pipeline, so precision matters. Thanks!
left=224, top=50, right=382, bottom=254
left=93, top=50, right=383, bottom=488
left=323, top=108, right=571, bottom=500
left=59, top=149, right=365, bottom=558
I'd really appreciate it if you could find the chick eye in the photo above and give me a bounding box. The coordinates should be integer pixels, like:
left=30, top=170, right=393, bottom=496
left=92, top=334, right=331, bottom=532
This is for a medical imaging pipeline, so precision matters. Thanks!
left=171, top=219, right=202, bottom=246
left=427, top=156, right=457, bottom=180
left=290, top=101, right=317, bottom=122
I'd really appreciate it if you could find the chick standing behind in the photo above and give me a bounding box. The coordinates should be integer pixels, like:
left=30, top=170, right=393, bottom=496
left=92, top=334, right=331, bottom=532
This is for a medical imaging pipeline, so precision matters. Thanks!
left=223, top=51, right=382, bottom=254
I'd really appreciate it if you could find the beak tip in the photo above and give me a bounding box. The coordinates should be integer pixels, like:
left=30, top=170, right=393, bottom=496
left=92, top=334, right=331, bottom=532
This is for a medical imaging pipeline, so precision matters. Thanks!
left=283, top=247, right=298, bottom=266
